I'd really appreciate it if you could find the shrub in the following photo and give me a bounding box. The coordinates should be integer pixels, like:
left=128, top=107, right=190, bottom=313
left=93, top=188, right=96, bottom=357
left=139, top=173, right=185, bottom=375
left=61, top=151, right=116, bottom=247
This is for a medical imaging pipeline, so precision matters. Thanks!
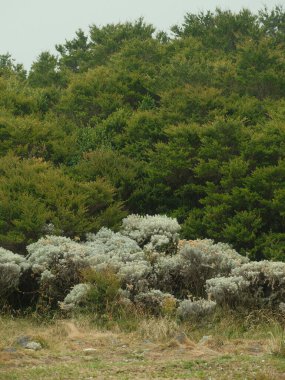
left=27, top=236, right=91, bottom=307
left=60, top=268, right=121, bottom=315
left=6, top=213, right=285, bottom=317
left=178, top=239, right=248, bottom=297
left=153, top=254, right=184, bottom=296
left=85, top=227, right=143, bottom=270
left=134, top=289, right=177, bottom=316
left=60, top=283, right=91, bottom=310
left=206, top=261, right=285, bottom=308
left=121, top=214, right=181, bottom=253
left=82, top=268, right=121, bottom=315
left=85, top=228, right=152, bottom=295
left=0, top=247, right=30, bottom=302
left=177, top=299, right=217, bottom=320
left=232, top=261, right=285, bottom=307
left=205, top=276, right=250, bottom=306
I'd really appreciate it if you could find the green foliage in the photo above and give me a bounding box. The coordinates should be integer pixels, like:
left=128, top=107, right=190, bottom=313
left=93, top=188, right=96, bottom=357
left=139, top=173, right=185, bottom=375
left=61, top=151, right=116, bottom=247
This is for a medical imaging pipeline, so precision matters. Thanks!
left=0, top=111, right=75, bottom=162
left=0, top=53, right=26, bottom=79
left=0, top=155, right=125, bottom=252
left=82, top=268, right=121, bottom=315
left=73, top=149, right=140, bottom=201
left=57, top=67, right=126, bottom=126
left=28, top=52, right=67, bottom=88
left=1, top=7, right=285, bottom=260
left=56, top=29, right=92, bottom=73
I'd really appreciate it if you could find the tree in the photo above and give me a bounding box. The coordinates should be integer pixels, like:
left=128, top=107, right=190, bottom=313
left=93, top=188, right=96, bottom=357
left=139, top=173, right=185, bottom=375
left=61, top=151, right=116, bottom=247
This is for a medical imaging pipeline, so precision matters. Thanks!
left=56, top=29, right=92, bottom=72
left=28, top=52, right=66, bottom=88
left=171, top=9, right=259, bottom=51
left=0, top=155, right=125, bottom=252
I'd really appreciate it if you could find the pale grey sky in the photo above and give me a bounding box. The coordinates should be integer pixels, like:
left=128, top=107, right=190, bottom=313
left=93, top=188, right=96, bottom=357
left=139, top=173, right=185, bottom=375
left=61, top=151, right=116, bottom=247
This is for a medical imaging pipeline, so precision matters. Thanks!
left=0, top=0, right=280, bottom=70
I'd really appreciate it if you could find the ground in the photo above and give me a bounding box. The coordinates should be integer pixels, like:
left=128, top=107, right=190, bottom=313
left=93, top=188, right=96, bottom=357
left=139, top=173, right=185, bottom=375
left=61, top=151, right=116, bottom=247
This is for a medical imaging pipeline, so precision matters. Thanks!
left=0, top=315, right=285, bottom=379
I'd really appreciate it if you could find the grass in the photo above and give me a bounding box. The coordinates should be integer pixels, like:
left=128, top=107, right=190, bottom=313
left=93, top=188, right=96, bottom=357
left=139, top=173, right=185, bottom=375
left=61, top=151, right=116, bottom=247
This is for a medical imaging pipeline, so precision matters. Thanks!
left=1, top=312, right=285, bottom=379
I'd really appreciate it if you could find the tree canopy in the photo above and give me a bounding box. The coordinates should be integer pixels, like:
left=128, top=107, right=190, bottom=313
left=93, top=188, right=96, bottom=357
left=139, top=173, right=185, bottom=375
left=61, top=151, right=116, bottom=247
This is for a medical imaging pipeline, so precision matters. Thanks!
left=0, top=7, right=284, bottom=259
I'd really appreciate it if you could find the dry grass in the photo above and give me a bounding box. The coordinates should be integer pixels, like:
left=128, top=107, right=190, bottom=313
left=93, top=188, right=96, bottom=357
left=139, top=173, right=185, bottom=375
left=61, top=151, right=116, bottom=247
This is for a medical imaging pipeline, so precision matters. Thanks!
left=1, top=314, right=285, bottom=379
left=137, top=316, right=180, bottom=342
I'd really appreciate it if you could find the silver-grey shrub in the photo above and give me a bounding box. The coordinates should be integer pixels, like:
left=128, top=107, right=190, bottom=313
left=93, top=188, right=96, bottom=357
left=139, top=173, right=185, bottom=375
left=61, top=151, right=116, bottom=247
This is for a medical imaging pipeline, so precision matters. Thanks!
left=27, top=235, right=90, bottom=273
left=85, top=227, right=144, bottom=270
left=0, top=247, right=30, bottom=300
left=120, top=214, right=181, bottom=253
left=205, top=276, right=250, bottom=306
left=60, top=283, right=91, bottom=310
left=20, top=218, right=285, bottom=313
left=179, top=240, right=248, bottom=297
left=27, top=236, right=91, bottom=305
left=231, top=261, right=285, bottom=306
left=84, top=228, right=152, bottom=294
left=205, top=261, right=285, bottom=308
left=134, top=289, right=177, bottom=315
left=153, top=253, right=184, bottom=295
left=177, top=299, right=217, bottom=320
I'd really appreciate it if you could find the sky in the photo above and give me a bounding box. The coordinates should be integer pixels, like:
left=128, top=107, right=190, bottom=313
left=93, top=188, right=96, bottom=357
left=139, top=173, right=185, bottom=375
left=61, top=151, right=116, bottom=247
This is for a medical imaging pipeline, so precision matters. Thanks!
left=0, top=0, right=280, bottom=70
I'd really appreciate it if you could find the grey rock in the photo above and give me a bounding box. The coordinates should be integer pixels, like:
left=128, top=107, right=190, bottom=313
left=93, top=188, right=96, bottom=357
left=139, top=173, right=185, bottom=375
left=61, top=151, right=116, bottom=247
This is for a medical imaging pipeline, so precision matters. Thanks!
left=175, top=332, right=188, bottom=344
left=16, top=336, right=31, bottom=347
left=3, top=347, right=17, bottom=353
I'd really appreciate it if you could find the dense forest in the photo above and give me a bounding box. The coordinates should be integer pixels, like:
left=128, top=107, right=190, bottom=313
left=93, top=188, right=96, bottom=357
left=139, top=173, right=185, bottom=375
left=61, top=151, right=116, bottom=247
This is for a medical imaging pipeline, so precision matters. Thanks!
left=0, top=7, right=285, bottom=260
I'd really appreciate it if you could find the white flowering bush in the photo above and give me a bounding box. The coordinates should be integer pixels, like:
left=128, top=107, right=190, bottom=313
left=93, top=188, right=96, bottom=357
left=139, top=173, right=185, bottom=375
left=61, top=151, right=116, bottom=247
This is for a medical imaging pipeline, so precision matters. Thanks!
left=231, top=261, right=285, bottom=306
left=153, top=253, right=184, bottom=295
left=84, top=228, right=153, bottom=295
left=134, top=289, right=177, bottom=315
left=27, top=236, right=91, bottom=306
left=121, top=214, right=181, bottom=253
left=205, top=261, right=285, bottom=308
left=4, top=214, right=285, bottom=315
left=27, top=235, right=90, bottom=272
left=177, top=299, right=217, bottom=320
left=85, top=228, right=144, bottom=269
left=60, top=283, right=91, bottom=311
left=0, top=247, right=30, bottom=300
left=205, top=276, right=250, bottom=306
left=178, top=240, right=248, bottom=297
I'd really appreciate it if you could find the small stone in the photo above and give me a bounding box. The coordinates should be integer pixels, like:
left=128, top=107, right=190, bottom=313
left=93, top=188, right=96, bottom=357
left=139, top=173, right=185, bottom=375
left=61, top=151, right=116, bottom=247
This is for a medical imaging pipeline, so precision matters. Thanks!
left=25, top=341, right=42, bottom=351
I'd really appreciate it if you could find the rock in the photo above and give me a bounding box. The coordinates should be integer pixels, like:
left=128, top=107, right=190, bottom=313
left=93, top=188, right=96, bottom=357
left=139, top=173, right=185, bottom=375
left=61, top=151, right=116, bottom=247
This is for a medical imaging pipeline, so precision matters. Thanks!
left=3, top=347, right=17, bottom=353
left=173, top=332, right=196, bottom=349
left=175, top=332, right=189, bottom=344
left=25, top=341, right=42, bottom=351
left=16, top=336, right=31, bottom=347
left=15, top=335, right=42, bottom=350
